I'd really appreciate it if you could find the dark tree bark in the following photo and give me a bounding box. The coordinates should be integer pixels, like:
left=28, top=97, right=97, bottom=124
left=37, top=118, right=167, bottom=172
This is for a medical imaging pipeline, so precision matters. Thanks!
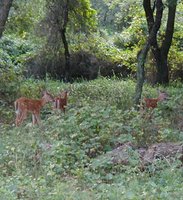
left=160, top=1, right=177, bottom=84
left=134, top=44, right=149, bottom=106
left=134, top=0, right=163, bottom=106
left=143, top=0, right=178, bottom=84
left=47, top=0, right=71, bottom=82
left=59, top=1, right=70, bottom=82
left=60, top=28, right=70, bottom=81
left=0, top=0, right=13, bottom=38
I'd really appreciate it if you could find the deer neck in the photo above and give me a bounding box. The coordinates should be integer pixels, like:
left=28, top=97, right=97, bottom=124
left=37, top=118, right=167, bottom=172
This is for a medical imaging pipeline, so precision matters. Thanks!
left=157, top=96, right=164, bottom=102
left=64, top=93, right=67, bottom=99
left=60, top=92, right=67, bottom=99
left=40, top=97, right=48, bottom=106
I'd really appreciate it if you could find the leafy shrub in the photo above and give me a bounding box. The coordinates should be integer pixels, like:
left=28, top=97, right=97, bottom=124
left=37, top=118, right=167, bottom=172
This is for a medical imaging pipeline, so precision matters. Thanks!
left=0, top=36, right=36, bottom=101
left=0, top=78, right=183, bottom=199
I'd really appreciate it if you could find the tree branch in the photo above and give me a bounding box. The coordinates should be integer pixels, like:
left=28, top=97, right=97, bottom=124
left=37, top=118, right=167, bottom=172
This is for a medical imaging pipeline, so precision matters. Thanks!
left=161, top=0, right=177, bottom=57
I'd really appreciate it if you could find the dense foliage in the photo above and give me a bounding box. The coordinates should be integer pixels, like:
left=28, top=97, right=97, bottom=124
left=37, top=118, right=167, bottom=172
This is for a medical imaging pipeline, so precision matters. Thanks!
left=1, top=0, right=182, bottom=81
left=0, top=78, right=183, bottom=199
left=0, top=0, right=182, bottom=199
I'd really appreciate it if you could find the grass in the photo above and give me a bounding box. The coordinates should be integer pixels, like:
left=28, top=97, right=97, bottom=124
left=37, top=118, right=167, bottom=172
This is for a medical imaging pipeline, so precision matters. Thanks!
left=0, top=77, right=183, bottom=199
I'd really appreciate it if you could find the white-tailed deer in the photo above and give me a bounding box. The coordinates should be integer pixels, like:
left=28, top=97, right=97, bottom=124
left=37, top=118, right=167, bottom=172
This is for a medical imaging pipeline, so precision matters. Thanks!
left=15, top=91, right=54, bottom=126
left=144, top=90, right=168, bottom=109
left=53, top=90, right=69, bottom=113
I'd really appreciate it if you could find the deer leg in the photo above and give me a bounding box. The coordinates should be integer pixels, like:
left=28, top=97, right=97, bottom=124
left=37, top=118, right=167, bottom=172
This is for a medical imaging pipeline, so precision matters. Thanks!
left=32, top=114, right=36, bottom=125
left=20, top=111, right=27, bottom=125
left=57, top=99, right=60, bottom=109
left=35, top=114, right=40, bottom=125
left=61, top=105, right=65, bottom=113
left=16, top=110, right=27, bottom=126
left=53, top=101, right=56, bottom=110
left=32, top=112, right=40, bottom=125
left=15, top=106, right=22, bottom=126
left=15, top=114, right=20, bottom=126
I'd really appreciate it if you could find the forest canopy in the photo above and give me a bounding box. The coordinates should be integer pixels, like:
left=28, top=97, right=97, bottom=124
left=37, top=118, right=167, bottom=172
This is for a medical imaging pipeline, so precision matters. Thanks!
left=0, top=0, right=182, bottom=83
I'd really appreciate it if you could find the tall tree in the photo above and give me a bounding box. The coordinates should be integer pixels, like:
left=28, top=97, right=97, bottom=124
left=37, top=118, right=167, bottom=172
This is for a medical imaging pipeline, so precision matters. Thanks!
left=46, top=0, right=96, bottom=81
left=134, top=0, right=163, bottom=106
left=0, top=0, right=13, bottom=38
left=46, top=0, right=70, bottom=81
left=144, top=0, right=178, bottom=84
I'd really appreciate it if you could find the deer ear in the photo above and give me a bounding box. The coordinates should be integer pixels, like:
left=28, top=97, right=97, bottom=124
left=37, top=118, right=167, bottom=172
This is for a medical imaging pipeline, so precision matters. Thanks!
left=42, top=90, right=51, bottom=96
left=158, top=89, right=167, bottom=94
left=158, top=90, right=168, bottom=96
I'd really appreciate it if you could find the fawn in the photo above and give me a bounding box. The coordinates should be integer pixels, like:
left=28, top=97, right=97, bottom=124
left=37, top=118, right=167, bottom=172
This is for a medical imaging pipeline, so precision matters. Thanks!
left=15, top=91, right=54, bottom=126
left=53, top=90, right=69, bottom=113
left=144, top=90, right=168, bottom=109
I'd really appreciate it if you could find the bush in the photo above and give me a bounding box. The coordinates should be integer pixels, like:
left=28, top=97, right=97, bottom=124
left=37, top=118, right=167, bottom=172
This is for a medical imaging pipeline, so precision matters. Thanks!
left=0, top=78, right=182, bottom=199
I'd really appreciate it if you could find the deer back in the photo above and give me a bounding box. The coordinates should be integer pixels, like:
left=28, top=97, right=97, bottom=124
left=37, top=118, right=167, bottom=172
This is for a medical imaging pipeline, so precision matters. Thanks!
left=15, top=91, right=54, bottom=112
left=144, top=98, right=158, bottom=109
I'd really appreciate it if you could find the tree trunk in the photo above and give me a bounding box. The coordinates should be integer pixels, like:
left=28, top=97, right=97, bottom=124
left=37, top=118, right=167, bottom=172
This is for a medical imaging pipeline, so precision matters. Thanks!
left=159, top=1, right=177, bottom=84
left=0, top=0, right=13, bottom=38
left=60, top=28, right=70, bottom=82
left=155, top=54, right=169, bottom=84
left=134, top=0, right=163, bottom=106
left=143, top=0, right=177, bottom=85
left=154, top=1, right=177, bottom=84
left=134, top=45, right=149, bottom=106
left=59, top=0, right=70, bottom=82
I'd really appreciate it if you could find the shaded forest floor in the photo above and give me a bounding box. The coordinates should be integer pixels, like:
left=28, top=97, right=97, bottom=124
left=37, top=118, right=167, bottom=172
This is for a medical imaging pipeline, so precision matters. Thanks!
left=0, top=78, right=183, bottom=199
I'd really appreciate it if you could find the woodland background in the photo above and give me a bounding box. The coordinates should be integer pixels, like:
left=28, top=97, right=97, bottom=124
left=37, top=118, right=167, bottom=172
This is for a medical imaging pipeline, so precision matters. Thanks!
left=0, top=0, right=183, bottom=199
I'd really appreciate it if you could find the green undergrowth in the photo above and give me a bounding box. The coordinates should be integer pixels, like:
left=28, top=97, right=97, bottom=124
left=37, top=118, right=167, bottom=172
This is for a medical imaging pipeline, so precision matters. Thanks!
left=0, top=78, right=183, bottom=199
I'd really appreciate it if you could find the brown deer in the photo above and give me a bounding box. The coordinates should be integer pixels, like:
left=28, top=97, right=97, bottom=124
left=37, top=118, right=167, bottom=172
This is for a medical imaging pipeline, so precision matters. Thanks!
left=144, top=90, right=168, bottom=109
left=53, top=90, right=69, bottom=113
left=15, top=91, right=54, bottom=126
